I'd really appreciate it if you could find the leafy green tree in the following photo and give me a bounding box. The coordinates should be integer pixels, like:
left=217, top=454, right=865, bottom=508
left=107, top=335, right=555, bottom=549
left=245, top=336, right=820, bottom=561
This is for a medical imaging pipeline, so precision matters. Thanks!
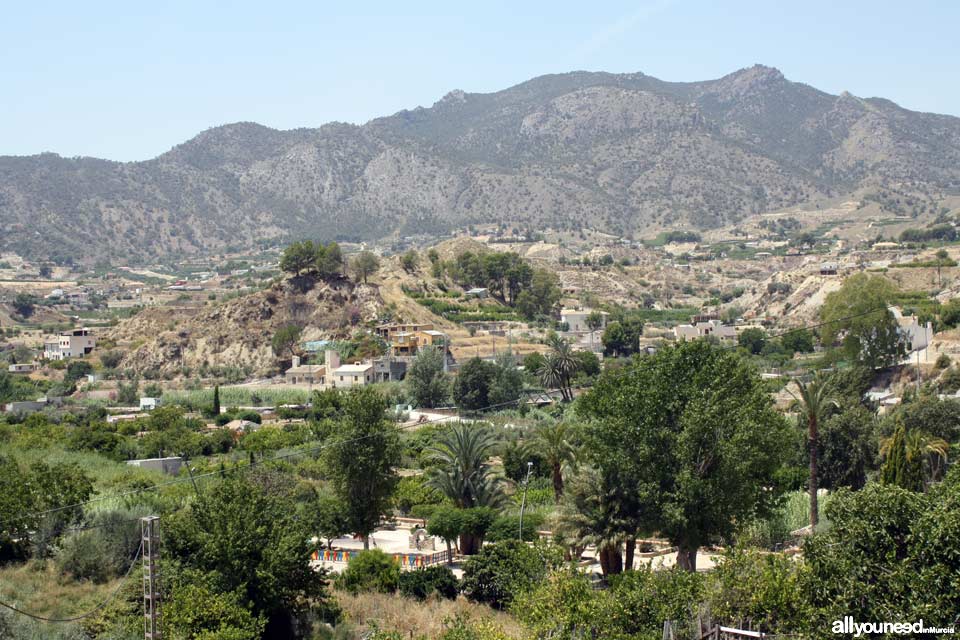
left=164, top=576, right=266, bottom=640
left=12, top=293, right=36, bottom=318
left=600, top=320, right=642, bottom=357
left=461, top=540, right=549, bottom=609
left=707, top=548, right=812, bottom=635
left=65, top=360, right=93, bottom=383
left=271, top=324, right=302, bottom=359
left=427, top=506, right=464, bottom=561
left=400, top=250, right=419, bottom=273
left=351, top=251, right=381, bottom=284
left=323, top=387, right=400, bottom=548
left=165, top=474, right=333, bottom=634
left=781, top=327, right=815, bottom=354
left=738, top=327, right=767, bottom=355
left=279, top=240, right=343, bottom=279
left=819, top=405, right=877, bottom=490
left=279, top=240, right=318, bottom=276
left=892, top=395, right=960, bottom=444
left=407, top=346, right=449, bottom=408
left=313, top=493, right=351, bottom=549
left=802, top=483, right=923, bottom=630
left=941, top=298, right=960, bottom=328
left=578, top=340, right=790, bottom=571
left=392, top=475, right=442, bottom=516
left=316, top=242, right=343, bottom=278
left=452, top=357, right=497, bottom=411
left=820, top=273, right=905, bottom=368
left=515, top=269, right=561, bottom=319
left=789, top=373, right=837, bottom=529
left=488, top=352, right=522, bottom=407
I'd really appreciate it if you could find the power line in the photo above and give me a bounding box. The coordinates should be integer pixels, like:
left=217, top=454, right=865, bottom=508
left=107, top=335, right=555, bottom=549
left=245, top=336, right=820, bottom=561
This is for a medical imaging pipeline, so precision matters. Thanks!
left=0, top=541, right=143, bottom=623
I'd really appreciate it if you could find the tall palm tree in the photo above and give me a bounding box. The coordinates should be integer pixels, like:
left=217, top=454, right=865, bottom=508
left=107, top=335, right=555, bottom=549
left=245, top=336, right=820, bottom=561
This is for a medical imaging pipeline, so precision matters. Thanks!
left=425, top=423, right=505, bottom=509
left=789, top=373, right=837, bottom=530
left=538, top=334, right=578, bottom=401
left=534, top=420, right=579, bottom=503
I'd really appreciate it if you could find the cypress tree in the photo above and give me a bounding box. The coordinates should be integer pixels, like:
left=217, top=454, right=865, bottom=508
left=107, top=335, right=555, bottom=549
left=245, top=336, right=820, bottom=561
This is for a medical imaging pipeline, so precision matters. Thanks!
left=212, top=385, right=221, bottom=416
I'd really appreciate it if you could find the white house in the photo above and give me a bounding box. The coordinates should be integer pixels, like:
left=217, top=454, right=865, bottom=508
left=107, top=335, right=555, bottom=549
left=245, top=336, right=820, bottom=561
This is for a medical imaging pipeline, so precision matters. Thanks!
left=139, top=397, right=161, bottom=411
left=7, top=363, right=38, bottom=374
left=330, top=363, right=374, bottom=388
left=673, top=320, right=737, bottom=342
left=285, top=354, right=326, bottom=385
left=890, top=307, right=934, bottom=352
left=43, top=328, right=95, bottom=360
left=560, top=308, right=608, bottom=333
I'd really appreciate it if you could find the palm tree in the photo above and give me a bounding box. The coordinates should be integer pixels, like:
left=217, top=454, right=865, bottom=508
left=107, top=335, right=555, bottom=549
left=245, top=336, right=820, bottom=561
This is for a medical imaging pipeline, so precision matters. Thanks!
left=936, top=249, right=950, bottom=287
left=425, top=423, right=505, bottom=509
left=880, top=424, right=950, bottom=490
left=538, top=334, right=578, bottom=401
left=533, top=420, right=579, bottom=503
left=789, top=373, right=837, bottom=530
left=553, top=467, right=629, bottom=576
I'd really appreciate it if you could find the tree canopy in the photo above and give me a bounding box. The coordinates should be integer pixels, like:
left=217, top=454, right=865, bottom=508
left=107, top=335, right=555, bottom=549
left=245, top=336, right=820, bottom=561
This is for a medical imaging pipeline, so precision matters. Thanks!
left=279, top=240, right=343, bottom=278
left=820, top=273, right=905, bottom=368
left=578, top=340, right=791, bottom=570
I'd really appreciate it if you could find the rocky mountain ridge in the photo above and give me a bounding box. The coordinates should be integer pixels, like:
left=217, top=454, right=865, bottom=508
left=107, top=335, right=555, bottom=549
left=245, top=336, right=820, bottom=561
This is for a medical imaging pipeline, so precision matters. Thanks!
left=2, top=65, right=959, bottom=262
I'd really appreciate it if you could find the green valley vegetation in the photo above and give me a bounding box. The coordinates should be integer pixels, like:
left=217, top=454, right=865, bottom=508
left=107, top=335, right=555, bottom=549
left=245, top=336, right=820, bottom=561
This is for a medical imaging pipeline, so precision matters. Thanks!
left=2, top=334, right=960, bottom=638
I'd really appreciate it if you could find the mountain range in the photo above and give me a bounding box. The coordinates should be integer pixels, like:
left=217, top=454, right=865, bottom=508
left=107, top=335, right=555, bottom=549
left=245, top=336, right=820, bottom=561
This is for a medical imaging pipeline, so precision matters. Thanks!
left=2, top=64, right=959, bottom=262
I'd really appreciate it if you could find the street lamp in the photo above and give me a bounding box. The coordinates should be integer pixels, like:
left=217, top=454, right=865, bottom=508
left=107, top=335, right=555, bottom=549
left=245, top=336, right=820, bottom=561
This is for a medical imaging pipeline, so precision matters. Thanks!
left=518, top=461, right=534, bottom=540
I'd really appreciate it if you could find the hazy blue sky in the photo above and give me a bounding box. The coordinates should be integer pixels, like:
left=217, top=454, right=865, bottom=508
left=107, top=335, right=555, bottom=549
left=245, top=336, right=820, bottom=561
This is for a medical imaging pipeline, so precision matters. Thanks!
left=3, top=1, right=957, bottom=161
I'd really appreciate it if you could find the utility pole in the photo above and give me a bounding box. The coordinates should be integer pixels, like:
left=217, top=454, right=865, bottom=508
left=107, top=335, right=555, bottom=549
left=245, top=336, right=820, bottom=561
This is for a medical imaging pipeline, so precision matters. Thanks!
left=518, top=461, right=533, bottom=540
left=141, top=516, right=162, bottom=640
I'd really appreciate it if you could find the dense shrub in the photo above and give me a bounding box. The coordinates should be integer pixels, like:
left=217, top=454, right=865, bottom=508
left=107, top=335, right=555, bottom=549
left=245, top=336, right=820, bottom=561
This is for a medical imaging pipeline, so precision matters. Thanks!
left=460, top=540, right=549, bottom=608
left=56, top=508, right=144, bottom=583
left=398, top=565, right=459, bottom=601
left=485, top=513, right=545, bottom=543
left=337, top=549, right=401, bottom=594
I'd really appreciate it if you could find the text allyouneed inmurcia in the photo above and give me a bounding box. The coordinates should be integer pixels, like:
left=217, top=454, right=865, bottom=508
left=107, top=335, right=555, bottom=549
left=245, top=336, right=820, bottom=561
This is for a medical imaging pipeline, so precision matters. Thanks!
left=832, top=616, right=955, bottom=637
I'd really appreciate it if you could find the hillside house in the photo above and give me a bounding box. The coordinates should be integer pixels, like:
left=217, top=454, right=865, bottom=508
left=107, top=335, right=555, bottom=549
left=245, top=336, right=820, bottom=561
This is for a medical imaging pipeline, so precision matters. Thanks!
left=331, top=363, right=374, bottom=388
left=375, top=323, right=435, bottom=341
left=673, top=320, right=737, bottom=342
left=373, top=357, right=408, bottom=382
left=891, top=307, right=934, bottom=352
left=43, top=328, right=95, bottom=360
left=819, top=261, right=838, bottom=275
left=7, top=363, right=38, bottom=374
left=285, top=352, right=336, bottom=385
left=389, top=329, right=448, bottom=357
left=465, top=287, right=489, bottom=299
